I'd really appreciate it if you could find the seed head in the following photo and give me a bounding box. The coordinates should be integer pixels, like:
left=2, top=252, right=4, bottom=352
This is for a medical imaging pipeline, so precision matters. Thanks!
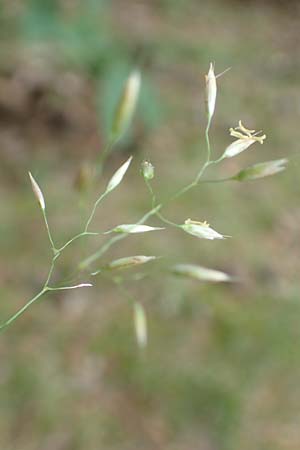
left=181, top=219, right=226, bottom=240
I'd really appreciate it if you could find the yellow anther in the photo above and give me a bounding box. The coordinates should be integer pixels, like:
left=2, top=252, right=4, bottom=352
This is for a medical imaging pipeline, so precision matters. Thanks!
left=185, top=219, right=210, bottom=227
left=229, top=121, right=266, bottom=144
left=229, top=129, right=248, bottom=140
left=237, top=121, right=255, bottom=136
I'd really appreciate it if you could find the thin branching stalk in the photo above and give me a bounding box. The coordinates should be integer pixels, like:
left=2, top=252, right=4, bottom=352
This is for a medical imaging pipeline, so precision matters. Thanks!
left=1, top=63, right=280, bottom=337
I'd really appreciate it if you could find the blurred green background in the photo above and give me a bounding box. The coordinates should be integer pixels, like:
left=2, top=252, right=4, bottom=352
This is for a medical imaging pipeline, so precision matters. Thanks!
left=1, top=0, right=300, bottom=449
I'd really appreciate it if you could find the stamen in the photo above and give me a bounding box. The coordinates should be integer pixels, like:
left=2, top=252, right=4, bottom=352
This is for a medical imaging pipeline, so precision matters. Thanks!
left=237, top=120, right=255, bottom=136
left=185, top=219, right=210, bottom=227
left=229, top=122, right=266, bottom=144
left=230, top=129, right=248, bottom=140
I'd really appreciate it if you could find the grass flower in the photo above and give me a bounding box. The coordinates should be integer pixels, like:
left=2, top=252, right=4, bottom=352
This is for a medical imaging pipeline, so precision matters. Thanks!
left=105, top=224, right=164, bottom=234
left=223, top=120, right=266, bottom=158
left=171, top=264, right=232, bottom=282
left=111, top=70, right=141, bottom=141
left=106, top=156, right=133, bottom=192
left=233, top=158, right=288, bottom=181
left=134, top=302, right=147, bottom=348
left=29, top=172, right=45, bottom=211
left=181, top=219, right=226, bottom=240
left=107, top=255, right=157, bottom=271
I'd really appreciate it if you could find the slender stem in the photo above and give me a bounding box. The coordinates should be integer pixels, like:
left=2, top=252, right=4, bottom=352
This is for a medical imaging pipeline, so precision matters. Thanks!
left=145, top=179, right=156, bottom=209
left=169, top=181, right=196, bottom=202
left=199, top=176, right=233, bottom=184
left=156, top=211, right=180, bottom=227
left=0, top=252, right=58, bottom=331
left=84, top=191, right=108, bottom=232
left=79, top=234, right=124, bottom=270
left=84, top=136, right=119, bottom=232
left=42, top=209, right=57, bottom=254
left=195, top=160, right=212, bottom=184
left=167, top=119, right=213, bottom=204
left=145, top=176, right=182, bottom=228
left=44, top=259, right=55, bottom=288
left=205, top=117, right=212, bottom=163
left=168, top=160, right=213, bottom=204
left=57, top=232, right=98, bottom=253
left=0, top=288, right=48, bottom=332
left=211, top=154, right=226, bottom=165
